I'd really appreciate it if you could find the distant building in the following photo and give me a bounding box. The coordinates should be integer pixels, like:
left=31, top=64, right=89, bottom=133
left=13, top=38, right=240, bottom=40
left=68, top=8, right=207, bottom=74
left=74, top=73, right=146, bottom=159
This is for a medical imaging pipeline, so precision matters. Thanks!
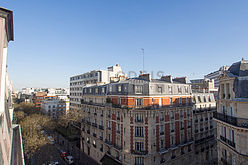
left=69, top=64, right=125, bottom=111
left=214, top=59, right=248, bottom=164
left=33, top=91, right=47, bottom=108
left=0, top=7, right=24, bottom=165
left=204, top=65, right=229, bottom=89
left=190, top=78, right=217, bottom=94
left=41, top=98, right=67, bottom=119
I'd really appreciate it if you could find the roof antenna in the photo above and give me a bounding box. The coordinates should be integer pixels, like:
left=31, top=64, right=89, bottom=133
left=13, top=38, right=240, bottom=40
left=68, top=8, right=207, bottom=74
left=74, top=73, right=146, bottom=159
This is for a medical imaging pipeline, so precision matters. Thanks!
left=141, top=48, right=144, bottom=73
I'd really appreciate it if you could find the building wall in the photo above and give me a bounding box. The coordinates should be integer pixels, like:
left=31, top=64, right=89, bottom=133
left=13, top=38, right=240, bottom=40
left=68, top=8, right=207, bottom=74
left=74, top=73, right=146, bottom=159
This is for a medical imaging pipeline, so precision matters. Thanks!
left=215, top=71, right=248, bottom=165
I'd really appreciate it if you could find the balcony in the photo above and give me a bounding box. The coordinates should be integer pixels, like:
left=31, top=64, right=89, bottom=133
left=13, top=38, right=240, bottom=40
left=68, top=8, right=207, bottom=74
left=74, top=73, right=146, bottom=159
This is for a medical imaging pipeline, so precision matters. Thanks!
left=92, top=123, right=97, bottom=128
left=135, top=119, right=144, bottom=123
left=131, top=150, right=148, bottom=155
left=220, top=135, right=227, bottom=142
left=221, top=157, right=227, bottom=165
left=105, top=139, right=112, bottom=146
left=227, top=139, right=236, bottom=148
left=114, top=144, right=122, bottom=150
left=214, top=112, right=248, bottom=128
left=99, top=125, right=104, bottom=130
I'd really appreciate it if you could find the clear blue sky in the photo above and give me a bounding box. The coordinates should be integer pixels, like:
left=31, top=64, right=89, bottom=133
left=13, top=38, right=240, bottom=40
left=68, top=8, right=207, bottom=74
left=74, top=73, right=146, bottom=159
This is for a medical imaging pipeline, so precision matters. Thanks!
left=2, top=0, right=248, bottom=90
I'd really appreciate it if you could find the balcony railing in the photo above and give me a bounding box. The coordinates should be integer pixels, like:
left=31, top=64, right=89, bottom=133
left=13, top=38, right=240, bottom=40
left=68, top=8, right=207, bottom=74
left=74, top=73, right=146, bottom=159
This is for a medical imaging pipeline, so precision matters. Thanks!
left=92, top=123, right=97, bottom=128
left=99, top=125, right=104, bottom=130
left=214, top=112, right=248, bottom=128
left=221, top=135, right=236, bottom=148
left=114, top=144, right=122, bottom=150
left=131, top=150, right=148, bottom=155
left=135, top=119, right=144, bottom=123
left=105, top=139, right=112, bottom=146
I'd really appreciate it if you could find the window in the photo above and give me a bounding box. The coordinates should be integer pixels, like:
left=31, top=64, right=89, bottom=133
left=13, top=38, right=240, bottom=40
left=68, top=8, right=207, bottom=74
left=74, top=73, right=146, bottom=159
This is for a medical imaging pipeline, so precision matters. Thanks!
left=135, top=142, right=144, bottom=151
left=221, top=126, right=226, bottom=138
left=158, top=87, right=162, bottom=93
left=228, top=107, right=234, bottom=116
left=222, top=148, right=227, bottom=159
left=171, top=123, right=175, bottom=132
left=108, top=121, right=111, bottom=129
left=180, top=121, right=184, bottom=129
left=118, top=85, right=122, bottom=92
left=186, top=97, right=189, bottom=105
left=95, top=88, right=98, bottom=94
left=168, top=86, right=172, bottom=94
left=135, top=127, right=144, bottom=137
left=185, top=86, right=188, bottom=93
left=171, top=135, right=175, bottom=146
left=135, top=157, right=144, bottom=165
left=160, top=139, right=164, bottom=149
left=109, top=86, right=112, bottom=92
left=170, top=98, right=173, bottom=105
left=135, top=114, right=144, bottom=122
left=170, top=111, right=174, bottom=119
left=178, top=86, right=182, bottom=93
left=160, top=125, right=164, bottom=134
left=135, top=98, right=143, bottom=106
left=117, top=124, right=120, bottom=133
left=135, top=86, right=143, bottom=94
left=179, top=97, right=182, bottom=104
left=102, top=87, right=105, bottom=93
left=229, top=129, right=235, bottom=142
left=180, top=110, right=183, bottom=118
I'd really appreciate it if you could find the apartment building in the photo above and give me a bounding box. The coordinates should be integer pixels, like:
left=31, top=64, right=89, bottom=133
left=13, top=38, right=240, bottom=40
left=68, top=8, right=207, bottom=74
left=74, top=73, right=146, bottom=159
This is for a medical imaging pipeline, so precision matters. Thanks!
left=214, top=59, right=248, bottom=165
left=204, top=65, right=229, bottom=89
left=0, top=7, right=24, bottom=165
left=192, top=93, right=217, bottom=164
left=33, top=91, right=47, bottom=108
left=41, top=98, right=67, bottom=119
left=69, top=64, right=125, bottom=111
left=80, top=74, right=195, bottom=165
left=190, top=78, right=218, bottom=94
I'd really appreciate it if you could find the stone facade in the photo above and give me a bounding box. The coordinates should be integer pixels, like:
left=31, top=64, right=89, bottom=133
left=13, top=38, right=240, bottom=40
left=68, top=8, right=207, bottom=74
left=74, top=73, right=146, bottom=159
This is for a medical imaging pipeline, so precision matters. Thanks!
left=214, top=59, right=248, bottom=165
left=80, top=75, right=195, bottom=165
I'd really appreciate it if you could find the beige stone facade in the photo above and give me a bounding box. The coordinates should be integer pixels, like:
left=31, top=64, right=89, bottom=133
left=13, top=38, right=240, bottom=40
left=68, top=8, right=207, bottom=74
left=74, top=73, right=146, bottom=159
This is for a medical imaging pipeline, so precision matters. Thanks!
left=214, top=59, right=248, bottom=165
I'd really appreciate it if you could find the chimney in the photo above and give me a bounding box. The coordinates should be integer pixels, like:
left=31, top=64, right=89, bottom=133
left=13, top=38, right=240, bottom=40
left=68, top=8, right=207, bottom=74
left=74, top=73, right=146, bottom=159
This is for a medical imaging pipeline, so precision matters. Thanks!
left=161, top=75, right=173, bottom=83
left=172, top=77, right=188, bottom=84
left=139, top=73, right=151, bottom=81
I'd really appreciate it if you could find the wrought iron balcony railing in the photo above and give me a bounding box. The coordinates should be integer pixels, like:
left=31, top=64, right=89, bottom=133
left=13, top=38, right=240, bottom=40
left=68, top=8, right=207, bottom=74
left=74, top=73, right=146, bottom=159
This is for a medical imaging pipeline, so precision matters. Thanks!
left=214, top=112, right=248, bottom=128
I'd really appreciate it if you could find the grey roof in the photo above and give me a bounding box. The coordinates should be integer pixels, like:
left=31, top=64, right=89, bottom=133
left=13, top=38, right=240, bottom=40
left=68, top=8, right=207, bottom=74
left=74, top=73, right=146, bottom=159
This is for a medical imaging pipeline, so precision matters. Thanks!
left=228, top=59, right=248, bottom=77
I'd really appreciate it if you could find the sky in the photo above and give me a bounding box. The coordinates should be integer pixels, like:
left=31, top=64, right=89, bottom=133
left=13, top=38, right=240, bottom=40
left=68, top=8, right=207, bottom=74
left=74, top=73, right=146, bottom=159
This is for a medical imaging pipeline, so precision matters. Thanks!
left=2, top=0, right=248, bottom=90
